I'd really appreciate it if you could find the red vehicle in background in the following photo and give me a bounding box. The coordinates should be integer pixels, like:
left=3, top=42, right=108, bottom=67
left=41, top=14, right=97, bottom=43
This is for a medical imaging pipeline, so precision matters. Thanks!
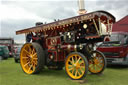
left=97, top=32, right=128, bottom=65
left=0, top=38, right=14, bottom=57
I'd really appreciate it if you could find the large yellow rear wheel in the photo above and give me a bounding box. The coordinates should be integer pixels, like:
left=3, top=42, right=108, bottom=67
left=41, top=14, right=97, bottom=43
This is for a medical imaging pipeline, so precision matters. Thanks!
left=20, top=43, right=45, bottom=74
left=65, top=52, right=88, bottom=80
left=89, top=50, right=106, bottom=74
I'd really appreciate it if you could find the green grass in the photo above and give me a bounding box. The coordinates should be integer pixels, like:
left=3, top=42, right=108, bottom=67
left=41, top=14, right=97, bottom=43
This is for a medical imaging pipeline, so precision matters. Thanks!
left=0, top=58, right=128, bottom=85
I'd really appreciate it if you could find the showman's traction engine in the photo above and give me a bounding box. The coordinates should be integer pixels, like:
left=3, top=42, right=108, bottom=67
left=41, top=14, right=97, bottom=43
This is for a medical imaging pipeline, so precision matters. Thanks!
left=16, top=10, right=115, bottom=79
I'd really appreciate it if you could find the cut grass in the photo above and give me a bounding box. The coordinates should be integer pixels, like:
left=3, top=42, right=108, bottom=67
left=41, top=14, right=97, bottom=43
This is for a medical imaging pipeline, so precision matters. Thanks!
left=0, top=58, right=128, bottom=85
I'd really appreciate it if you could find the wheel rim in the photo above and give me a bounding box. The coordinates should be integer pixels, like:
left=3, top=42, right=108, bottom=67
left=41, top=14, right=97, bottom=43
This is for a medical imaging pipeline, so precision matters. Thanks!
left=65, top=54, right=86, bottom=79
left=20, top=43, right=38, bottom=74
left=89, top=52, right=104, bottom=73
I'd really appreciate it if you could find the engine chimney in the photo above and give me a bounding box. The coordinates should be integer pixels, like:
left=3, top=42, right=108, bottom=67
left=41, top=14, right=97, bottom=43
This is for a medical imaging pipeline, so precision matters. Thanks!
left=78, top=0, right=87, bottom=15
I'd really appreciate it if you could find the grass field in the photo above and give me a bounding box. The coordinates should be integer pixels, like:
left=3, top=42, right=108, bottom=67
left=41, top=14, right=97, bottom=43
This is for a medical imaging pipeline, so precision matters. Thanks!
left=0, top=58, right=128, bottom=85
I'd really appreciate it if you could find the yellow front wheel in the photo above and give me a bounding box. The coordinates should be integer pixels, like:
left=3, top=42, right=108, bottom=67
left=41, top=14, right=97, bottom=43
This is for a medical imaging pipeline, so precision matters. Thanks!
left=89, top=50, right=106, bottom=74
left=20, top=43, right=45, bottom=74
left=65, top=52, right=88, bottom=80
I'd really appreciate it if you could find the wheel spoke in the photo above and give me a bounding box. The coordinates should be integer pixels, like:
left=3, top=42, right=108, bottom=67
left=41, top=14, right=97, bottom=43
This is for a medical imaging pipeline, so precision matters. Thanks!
left=80, top=67, right=84, bottom=74
left=28, top=65, right=32, bottom=72
left=79, top=61, right=84, bottom=65
left=28, top=45, right=32, bottom=53
left=72, top=68, right=74, bottom=74
left=99, top=59, right=104, bottom=64
left=23, top=49, right=30, bottom=55
left=72, top=57, right=74, bottom=64
left=32, top=48, right=34, bottom=54
left=31, top=48, right=34, bottom=54
left=32, top=53, right=37, bottom=58
left=93, top=66, right=95, bottom=70
left=32, top=63, right=36, bottom=71
left=89, top=64, right=94, bottom=68
left=68, top=60, right=73, bottom=65
left=75, top=56, right=77, bottom=63
left=34, top=60, right=37, bottom=65
left=33, top=58, right=37, bottom=60
left=90, top=65, right=94, bottom=70
left=68, top=65, right=73, bottom=67
left=96, top=64, right=102, bottom=69
left=94, top=65, right=97, bottom=71
left=75, top=57, right=81, bottom=64
left=77, top=70, right=81, bottom=76
left=75, top=70, right=78, bottom=77
left=22, top=57, right=28, bottom=59
left=24, top=62, right=30, bottom=67
left=32, top=48, right=35, bottom=55
left=95, top=65, right=100, bottom=70
left=68, top=67, right=73, bottom=71
left=33, top=62, right=37, bottom=66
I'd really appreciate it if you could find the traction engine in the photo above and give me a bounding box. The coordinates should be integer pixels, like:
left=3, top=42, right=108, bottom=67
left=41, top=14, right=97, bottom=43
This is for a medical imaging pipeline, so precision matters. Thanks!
left=16, top=11, right=115, bottom=80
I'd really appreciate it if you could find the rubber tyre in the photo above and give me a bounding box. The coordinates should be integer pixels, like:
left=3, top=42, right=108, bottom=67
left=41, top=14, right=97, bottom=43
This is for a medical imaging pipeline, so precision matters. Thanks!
left=89, top=50, right=106, bottom=74
left=20, top=42, right=45, bottom=74
left=65, top=52, right=88, bottom=80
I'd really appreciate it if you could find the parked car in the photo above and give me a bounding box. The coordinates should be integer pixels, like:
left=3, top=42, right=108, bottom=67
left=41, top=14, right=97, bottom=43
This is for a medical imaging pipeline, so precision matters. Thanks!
left=14, top=46, right=22, bottom=63
left=0, top=45, right=10, bottom=60
left=97, top=32, right=128, bottom=65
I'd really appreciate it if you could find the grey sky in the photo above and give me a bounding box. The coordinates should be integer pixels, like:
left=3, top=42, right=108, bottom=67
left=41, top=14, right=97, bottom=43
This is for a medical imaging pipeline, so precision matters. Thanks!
left=1, top=0, right=128, bottom=43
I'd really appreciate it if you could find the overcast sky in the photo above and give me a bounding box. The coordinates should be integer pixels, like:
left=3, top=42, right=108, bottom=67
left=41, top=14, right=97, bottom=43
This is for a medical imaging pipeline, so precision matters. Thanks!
left=0, top=0, right=128, bottom=43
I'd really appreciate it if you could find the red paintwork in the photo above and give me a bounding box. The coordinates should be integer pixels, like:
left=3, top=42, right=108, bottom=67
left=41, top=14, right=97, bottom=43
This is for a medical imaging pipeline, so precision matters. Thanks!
left=46, top=36, right=61, bottom=46
left=48, top=48, right=65, bottom=62
left=46, top=36, right=65, bottom=61
left=57, top=50, right=65, bottom=61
